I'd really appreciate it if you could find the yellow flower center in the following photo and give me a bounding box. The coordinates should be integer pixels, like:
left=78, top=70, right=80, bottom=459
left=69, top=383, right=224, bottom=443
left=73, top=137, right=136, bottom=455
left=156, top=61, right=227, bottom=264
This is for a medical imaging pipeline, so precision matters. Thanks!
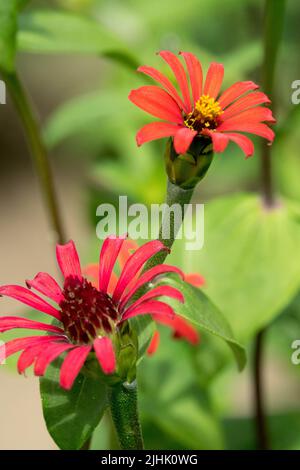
left=184, top=95, right=223, bottom=132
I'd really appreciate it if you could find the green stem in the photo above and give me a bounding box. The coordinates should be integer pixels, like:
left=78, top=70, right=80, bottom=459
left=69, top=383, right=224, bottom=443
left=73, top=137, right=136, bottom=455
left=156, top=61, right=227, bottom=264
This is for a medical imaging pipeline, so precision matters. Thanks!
left=253, top=0, right=286, bottom=451
left=145, top=180, right=195, bottom=269
left=108, top=381, right=144, bottom=450
left=2, top=70, right=65, bottom=244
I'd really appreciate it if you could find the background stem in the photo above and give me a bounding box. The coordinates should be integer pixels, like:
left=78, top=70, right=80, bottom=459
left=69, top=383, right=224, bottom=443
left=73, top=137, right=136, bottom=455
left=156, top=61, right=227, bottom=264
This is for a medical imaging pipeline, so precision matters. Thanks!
left=253, top=0, right=286, bottom=450
left=253, top=329, right=269, bottom=449
left=2, top=71, right=65, bottom=244
left=108, top=381, right=144, bottom=450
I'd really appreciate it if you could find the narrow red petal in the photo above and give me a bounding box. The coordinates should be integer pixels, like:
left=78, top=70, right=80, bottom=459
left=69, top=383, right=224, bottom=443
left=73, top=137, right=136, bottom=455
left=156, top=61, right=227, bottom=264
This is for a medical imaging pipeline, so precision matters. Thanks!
left=0, top=335, right=64, bottom=360
left=224, top=132, right=255, bottom=158
left=129, top=86, right=183, bottom=124
left=56, top=240, right=82, bottom=280
left=221, top=91, right=271, bottom=120
left=93, top=337, right=116, bottom=374
left=218, top=81, right=259, bottom=108
left=26, top=272, right=63, bottom=304
left=18, top=343, right=51, bottom=374
left=203, top=63, right=224, bottom=99
left=121, top=300, right=175, bottom=322
left=34, top=342, right=74, bottom=376
left=136, top=122, right=181, bottom=147
left=0, top=285, right=61, bottom=320
left=184, top=273, right=205, bottom=287
left=180, top=51, right=203, bottom=103
left=138, top=65, right=185, bottom=110
left=99, top=235, right=126, bottom=293
left=202, top=130, right=229, bottom=153
left=173, top=127, right=197, bottom=154
left=159, top=51, right=192, bottom=113
left=147, top=330, right=160, bottom=356
left=60, top=345, right=91, bottom=390
left=127, top=285, right=184, bottom=312
left=112, top=241, right=169, bottom=304
left=0, top=316, right=64, bottom=334
left=119, top=264, right=184, bottom=311
left=217, top=122, right=275, bottom=142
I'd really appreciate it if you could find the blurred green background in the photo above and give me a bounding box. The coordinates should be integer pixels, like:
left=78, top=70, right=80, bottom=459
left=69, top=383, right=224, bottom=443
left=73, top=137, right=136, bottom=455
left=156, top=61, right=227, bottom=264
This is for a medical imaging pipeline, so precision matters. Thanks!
left=0, top=0, right=300, bottom=450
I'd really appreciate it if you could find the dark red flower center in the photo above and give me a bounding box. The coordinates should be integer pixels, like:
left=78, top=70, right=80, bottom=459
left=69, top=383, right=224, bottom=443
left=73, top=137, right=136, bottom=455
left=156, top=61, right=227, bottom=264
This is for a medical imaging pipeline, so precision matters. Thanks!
left=59, top=276, right=119, bottom=344
left=184, top=95, right=223, bottom=132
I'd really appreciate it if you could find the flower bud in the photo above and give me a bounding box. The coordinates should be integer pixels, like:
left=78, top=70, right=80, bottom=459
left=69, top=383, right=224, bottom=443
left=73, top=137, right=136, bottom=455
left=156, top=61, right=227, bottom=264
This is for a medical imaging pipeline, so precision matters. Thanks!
left=164, top=136, right=213, bottom=189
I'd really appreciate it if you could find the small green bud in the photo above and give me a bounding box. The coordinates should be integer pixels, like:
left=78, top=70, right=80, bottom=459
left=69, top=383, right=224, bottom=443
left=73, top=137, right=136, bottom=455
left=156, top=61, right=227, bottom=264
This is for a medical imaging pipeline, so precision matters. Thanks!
left=165, top=136, right=213, bottom=189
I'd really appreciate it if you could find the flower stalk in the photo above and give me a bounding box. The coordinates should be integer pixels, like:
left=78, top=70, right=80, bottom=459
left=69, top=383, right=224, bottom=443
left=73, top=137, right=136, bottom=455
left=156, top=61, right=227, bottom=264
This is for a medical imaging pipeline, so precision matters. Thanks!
left=108, top=381, right=144, bottom=450
left=253, top=0, right=286, bottom=451
left=2, top=71, right=65, bottom=244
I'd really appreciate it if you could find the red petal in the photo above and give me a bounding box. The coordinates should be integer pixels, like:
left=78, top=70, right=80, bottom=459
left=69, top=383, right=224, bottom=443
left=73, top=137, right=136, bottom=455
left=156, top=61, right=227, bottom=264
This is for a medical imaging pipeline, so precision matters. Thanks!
left=121, top=300, right=175, bottom=322
left=119, top=264, right=184, bottom=311
left=217, top=122, right=275, bottom=142
left=159, top=51, right=192, bottom=113
left=147, top=330, right=160, bottom=356
left=0, top=316, right=64, bottom=334
left=34, top=342, right=74, bottom=376
left=129, top=86, right=183, bottom=124
left=18, top=343, right=50, bottom=374
left=0, top=335, right=64, bottom=360
left=138, top=65, right=185, bottom=110
left=221, top=107, right=275, bottom=126
left=203, top=63, right=224, bottom=99
left=202, top=130, right=229, bottom=153
left=56, top=240, right=82, bottom=280
left=0, top=285, right=61, bottom=320
left=225, top=133, right=255, bottom=158
left=26, top=272, right=63, bottom=304
left=112, top=241, right=169, bottom=304
left=153, top=313, right=200, bottom=345
left=218, top=81, right=259, bottom=108
left=180, top=51, right=203, bottom=104
left=173, top=127, right=197, bottom=154
left=93, top=337, right=116, bottom=374
left=99, top=235, right=126, bottom=293
left=82, top=263, right=99, bottom=288
left=184, top=273, right=205, bottom=287
left=60, top=345, right=91, bottom=390
left=126, top=285, right=184, bottom=312
left=221, top=91, right=271, bottom=120
left=136, top=122, right=181, bottom=147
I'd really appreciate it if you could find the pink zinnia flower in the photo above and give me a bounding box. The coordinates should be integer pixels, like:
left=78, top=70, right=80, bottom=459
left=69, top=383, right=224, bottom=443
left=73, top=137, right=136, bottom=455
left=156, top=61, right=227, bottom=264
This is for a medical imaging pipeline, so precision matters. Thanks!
left=84, top=240, right=203, bottom=356
left=129, top=51, right=275, bottom=158
left=0, top=236, right=184, bottom=390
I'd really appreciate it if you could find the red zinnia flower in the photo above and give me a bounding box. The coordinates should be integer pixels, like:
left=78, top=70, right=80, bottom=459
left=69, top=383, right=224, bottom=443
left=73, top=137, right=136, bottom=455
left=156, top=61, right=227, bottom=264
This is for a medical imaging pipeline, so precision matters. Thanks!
left=129, top=51, right=275, bottom=158
left=84, top=240, right=203, bottom=356
left=0, top=236, right=184, bottom=390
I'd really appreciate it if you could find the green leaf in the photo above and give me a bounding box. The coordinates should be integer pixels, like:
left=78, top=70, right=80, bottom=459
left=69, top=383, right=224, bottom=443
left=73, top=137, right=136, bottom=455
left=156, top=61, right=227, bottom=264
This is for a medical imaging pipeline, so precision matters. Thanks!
left=169, top=193, right=300, bottom=341
left=40, top=358, right=107, bottom=450
left=140, top=329, right=224, bottom=450
left=0, top=0, right=27, bottom=72
left=17, top=9, right=138, bottom=68
left=158, top=276, right=246, bottom=370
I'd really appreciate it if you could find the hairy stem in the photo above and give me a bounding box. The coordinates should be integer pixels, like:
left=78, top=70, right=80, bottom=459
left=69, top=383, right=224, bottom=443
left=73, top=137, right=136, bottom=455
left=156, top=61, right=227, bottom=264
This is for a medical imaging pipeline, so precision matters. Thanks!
left=108, top=381, right=144, bottom=450
left=2, top=71, right=65, bottom=244
left=144, top=180, right=194, bottom=269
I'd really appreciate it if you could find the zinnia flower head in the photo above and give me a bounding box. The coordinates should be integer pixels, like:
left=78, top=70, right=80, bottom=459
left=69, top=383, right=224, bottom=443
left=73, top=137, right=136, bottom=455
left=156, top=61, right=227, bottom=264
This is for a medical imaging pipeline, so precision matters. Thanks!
left=84, top=240, right=204, bottom=356
left=129, top=51, right=275, bottom=158
left=0, top=236, right=184, bottom=390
